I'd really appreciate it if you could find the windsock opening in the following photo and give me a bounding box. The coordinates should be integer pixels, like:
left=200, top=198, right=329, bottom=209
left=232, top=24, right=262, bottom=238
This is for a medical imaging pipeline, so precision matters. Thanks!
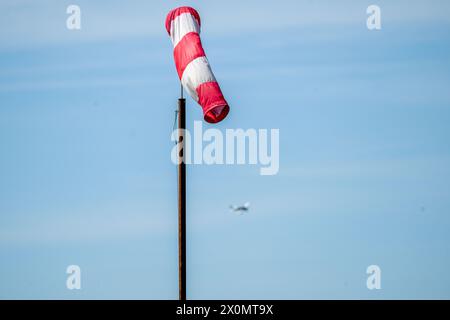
left=196, top=80, right=229, bottom=123
left=204, top=104, right=229, bottom=124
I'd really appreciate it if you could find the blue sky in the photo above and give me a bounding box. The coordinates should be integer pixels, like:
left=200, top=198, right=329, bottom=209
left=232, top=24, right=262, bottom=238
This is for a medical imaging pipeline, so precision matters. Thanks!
left=1, top=0, right=450, bottom=299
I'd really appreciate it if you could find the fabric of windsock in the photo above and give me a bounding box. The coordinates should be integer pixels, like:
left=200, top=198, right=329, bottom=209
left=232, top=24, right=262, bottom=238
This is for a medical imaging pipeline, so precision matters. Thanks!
left=166, top=6, right=229, bottom=123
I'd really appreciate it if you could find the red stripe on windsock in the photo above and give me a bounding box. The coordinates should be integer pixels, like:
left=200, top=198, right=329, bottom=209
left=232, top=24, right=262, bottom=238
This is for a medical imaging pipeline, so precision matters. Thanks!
left=165, top=6, right=201, bottom=35
left=196, top=81, right=229, bottom=123
left=173, top=32, right=205, bottom=79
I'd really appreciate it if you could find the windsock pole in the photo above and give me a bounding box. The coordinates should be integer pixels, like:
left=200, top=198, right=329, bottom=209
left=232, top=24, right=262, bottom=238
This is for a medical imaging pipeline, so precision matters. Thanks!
left=177, top=88, right=187, bottom=300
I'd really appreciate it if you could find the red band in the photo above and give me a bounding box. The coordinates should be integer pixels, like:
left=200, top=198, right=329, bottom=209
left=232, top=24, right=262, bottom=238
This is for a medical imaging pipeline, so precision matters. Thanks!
left=165, top=6, right=201, bottom=35
left=173, top=32, right=205, bottom=79
left=196, top=82, right=229, bottom=123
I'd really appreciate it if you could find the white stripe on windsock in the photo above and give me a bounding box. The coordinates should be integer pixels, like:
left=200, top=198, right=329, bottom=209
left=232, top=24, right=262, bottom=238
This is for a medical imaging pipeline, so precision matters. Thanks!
left=181, top=56, right=216, bottom=101
left=169, top=13, right=201, bottom=47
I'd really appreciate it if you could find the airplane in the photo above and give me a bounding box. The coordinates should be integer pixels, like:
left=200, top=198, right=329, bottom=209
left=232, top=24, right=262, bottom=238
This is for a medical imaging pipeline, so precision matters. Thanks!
left=229, top=202, right=250, bottom=215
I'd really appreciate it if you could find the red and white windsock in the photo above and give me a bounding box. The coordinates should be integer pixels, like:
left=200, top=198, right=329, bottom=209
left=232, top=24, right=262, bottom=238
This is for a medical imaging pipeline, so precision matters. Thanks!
left=166, top=6, right=229, bottom=123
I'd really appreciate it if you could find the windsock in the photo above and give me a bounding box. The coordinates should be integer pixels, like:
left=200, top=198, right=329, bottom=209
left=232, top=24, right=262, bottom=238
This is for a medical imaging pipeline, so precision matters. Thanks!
left=166, top=6, right=229, bottom=123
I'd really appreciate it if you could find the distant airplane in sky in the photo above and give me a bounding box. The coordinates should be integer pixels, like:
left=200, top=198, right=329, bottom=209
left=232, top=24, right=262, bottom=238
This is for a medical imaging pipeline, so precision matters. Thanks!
left=229, top=202, right=250, bottom=215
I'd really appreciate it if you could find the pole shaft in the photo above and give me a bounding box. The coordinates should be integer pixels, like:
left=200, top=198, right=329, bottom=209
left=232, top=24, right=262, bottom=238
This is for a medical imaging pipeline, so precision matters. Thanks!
left=178, top=98, right=186, bottom=300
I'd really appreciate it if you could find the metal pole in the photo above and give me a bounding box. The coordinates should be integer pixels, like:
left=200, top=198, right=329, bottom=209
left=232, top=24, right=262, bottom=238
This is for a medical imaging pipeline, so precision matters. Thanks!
left=177, top=97, right=186, bottom=300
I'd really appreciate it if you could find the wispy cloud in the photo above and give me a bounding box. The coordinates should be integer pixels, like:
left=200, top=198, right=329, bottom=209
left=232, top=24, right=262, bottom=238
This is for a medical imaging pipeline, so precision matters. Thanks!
left=0, top=209, right=174, bottom=245
left=1, top=0, right=450, bottom=49
left=0, top=74, right=172, bottom=92
left=281, top=155, right=450, bottom=181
